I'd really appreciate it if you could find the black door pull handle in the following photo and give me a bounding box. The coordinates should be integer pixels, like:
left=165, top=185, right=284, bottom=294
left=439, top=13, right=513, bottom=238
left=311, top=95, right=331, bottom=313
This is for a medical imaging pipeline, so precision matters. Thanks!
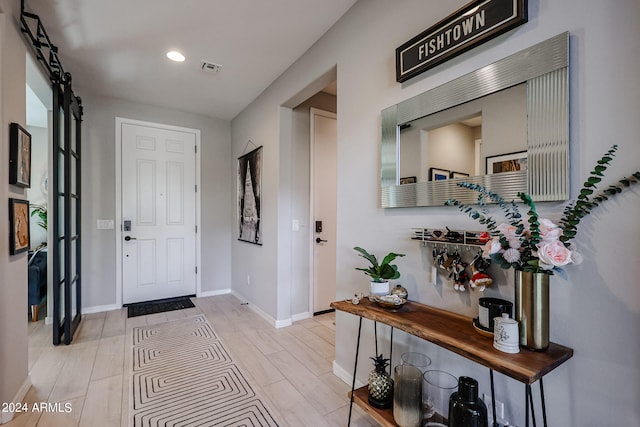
left=316, top=237, right=328, bottom=243
left=124, top=236, right=137, bottom=241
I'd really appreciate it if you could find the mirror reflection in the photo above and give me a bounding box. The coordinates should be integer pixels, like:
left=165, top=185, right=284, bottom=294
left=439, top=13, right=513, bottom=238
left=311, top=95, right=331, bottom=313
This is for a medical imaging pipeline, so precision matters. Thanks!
left=381, top=32, right=569, bottom=208
left=399, top=83, right=526, bottom=183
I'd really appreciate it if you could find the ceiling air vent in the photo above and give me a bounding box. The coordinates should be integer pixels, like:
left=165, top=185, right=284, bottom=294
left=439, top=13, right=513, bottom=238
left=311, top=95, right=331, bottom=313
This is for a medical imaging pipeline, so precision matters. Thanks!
left=200, top=61, right=222, bottom=74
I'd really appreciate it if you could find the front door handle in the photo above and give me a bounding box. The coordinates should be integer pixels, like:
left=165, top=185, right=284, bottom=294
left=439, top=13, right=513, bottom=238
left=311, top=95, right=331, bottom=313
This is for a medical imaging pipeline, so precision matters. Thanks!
left=316, top=237, right=328, bottom=243
left=124, top=236, right=137, bottom=241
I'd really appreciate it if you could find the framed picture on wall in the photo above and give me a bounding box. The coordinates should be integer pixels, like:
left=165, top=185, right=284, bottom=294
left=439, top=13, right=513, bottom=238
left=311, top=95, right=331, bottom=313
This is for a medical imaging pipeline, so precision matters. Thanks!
left=400, top=176, right=417, bottom=185
left=429, top=167, right=450, bottom=181
left=237, top=145, right=263, bottom=245
left=9, top=198, right=30, bottom=255
left=9, top=123, right=32, bottom=188
left=450, top=171, right=469, bottom=179
left=486, top=151, right=528, bottom=174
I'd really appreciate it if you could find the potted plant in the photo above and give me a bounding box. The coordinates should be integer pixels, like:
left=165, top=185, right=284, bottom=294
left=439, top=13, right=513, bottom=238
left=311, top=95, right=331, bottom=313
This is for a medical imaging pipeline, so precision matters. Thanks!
left=30, top=204, right=47, bottom=231
left=354, top=246, right=405, bottom=296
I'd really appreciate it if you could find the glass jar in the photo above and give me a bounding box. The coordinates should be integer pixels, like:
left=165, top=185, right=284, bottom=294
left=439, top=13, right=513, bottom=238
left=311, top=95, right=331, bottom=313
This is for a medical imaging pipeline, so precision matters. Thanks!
left=393, top=364, right=423, bottom=427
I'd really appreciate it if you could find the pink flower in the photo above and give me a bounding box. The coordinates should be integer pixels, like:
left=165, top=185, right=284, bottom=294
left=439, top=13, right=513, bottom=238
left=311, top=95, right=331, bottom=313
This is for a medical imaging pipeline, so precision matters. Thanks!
left=539, top=218, right=562, bottom=241
left=482, top=237, right=502, bottom=258
left=497, top=224, right=519, bottom=240
left=537, top=240, right=573, bottom=267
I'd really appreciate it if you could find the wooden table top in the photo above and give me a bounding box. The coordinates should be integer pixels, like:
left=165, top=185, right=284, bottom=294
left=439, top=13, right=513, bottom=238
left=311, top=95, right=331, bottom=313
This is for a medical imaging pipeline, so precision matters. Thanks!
left=331, top=298, right=573, bottom=384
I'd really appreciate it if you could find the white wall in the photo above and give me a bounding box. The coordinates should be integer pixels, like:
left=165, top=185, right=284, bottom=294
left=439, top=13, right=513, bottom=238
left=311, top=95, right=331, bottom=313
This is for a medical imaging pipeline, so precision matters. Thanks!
left=26, top=125, right=47, bottom=248
left=78, top=93, right=232, bottom=309
left=0, top=1, right=30, bottom=417
left=231, top=0, right=640, bottom=424
left=426, top=123, right=475, bottom=176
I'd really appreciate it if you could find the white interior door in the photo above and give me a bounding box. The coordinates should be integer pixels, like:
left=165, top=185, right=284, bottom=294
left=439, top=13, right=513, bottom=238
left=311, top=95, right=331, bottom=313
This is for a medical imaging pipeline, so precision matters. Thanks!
left=311, top=108, right=337, bottom=313
left=121, top=122, right=197, bottom=304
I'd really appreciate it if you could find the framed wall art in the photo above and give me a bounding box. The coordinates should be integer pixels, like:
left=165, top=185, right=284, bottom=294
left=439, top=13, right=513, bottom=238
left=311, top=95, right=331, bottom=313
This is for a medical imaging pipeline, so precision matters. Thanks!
left=450, top=171, right=470, bottom=179
left=400, top=176, right=417, bottom=185
left=9, top=198, right=30, bottom=255
left=486, top=150, right=528, bottom=174
left=237, top=145, right=263, bottom=245
left=429, top=167, right=450, bottom=181
left=9, top=123, right=32, bottom=188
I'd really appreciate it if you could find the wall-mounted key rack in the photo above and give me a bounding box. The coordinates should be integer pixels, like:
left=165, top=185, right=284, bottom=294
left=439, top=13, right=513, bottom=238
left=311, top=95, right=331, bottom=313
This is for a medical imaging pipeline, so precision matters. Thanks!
left=411, top=227, right=490, bottom=247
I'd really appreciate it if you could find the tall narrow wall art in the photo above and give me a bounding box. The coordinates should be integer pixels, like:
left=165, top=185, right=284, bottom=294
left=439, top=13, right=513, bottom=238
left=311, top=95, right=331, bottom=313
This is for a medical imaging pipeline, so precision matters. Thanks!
left=237, top=146, right=263, bottom=245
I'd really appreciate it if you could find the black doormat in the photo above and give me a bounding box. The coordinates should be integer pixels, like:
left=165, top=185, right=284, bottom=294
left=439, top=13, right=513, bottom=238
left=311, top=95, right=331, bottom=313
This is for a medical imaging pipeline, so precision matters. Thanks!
left=126, top=296, right=195, bottom=318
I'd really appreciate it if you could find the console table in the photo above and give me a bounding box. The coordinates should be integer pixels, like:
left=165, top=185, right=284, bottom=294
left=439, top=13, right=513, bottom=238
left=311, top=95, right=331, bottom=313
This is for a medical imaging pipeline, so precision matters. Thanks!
left=330, top=298, right=573, bottom=427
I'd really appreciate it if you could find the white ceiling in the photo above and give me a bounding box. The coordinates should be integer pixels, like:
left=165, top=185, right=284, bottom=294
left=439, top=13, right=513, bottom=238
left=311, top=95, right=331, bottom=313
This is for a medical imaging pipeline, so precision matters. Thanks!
left=24, top=0, right=355, bottom=121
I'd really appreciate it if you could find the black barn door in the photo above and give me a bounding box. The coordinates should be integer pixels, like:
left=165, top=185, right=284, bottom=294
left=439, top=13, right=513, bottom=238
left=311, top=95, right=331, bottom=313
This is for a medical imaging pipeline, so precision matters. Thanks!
left=52, top=73, right=83, bottom=345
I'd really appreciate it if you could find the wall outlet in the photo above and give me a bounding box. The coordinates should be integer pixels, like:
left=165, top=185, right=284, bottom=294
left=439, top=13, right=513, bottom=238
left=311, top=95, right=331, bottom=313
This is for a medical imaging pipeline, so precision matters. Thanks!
left=482, top=393, right=507, bottom=425
left=292, top=219, right=300, bottom=231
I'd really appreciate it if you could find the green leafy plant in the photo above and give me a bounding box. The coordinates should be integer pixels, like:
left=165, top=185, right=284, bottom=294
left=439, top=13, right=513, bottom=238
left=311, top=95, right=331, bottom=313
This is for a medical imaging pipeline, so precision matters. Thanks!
left=354, top=247, right=405, bottom=282
left=30, top=204, right=47, bottom=231
left=446, top=145, right=640, bottom=275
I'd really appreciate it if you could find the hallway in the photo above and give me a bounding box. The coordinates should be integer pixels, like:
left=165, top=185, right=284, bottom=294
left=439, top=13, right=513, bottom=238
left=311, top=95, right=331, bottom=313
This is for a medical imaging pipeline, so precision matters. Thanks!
left=8, top=294, right=375, bottom=426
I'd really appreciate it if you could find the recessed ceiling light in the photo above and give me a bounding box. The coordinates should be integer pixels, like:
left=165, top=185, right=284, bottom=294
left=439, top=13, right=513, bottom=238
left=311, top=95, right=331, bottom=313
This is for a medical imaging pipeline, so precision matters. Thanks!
left=166, top=51, right=186, bottom=62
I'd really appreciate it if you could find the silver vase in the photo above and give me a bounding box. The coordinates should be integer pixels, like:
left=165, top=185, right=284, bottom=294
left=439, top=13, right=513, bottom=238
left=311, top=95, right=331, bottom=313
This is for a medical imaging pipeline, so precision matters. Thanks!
left=514, top=270, right=550, bottom=351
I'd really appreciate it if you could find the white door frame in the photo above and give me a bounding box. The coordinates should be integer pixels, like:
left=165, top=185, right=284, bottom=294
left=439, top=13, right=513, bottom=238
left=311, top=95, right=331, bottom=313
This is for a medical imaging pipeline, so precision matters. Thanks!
left=308, top=108, right=337, bottom=314
left=115, top=117, right=202, bottom=307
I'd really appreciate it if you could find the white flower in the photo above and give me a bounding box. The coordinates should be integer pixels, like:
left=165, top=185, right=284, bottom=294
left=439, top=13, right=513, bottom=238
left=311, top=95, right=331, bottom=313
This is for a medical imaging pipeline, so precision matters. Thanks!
left=503, top=248, right=521, bottom=263
left=507, top=238, right=521, bottom=249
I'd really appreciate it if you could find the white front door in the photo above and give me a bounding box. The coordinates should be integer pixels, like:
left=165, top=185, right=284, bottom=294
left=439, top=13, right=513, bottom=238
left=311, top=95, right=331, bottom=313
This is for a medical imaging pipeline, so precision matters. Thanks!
left=121, top=122, right=197, bottom=304
left=311, top=108, right=337, bottom=313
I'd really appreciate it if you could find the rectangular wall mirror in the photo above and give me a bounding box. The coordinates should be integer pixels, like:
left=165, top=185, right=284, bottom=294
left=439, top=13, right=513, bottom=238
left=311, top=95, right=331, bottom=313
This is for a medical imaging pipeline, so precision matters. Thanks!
left=381, top=32, right=569, bottom=208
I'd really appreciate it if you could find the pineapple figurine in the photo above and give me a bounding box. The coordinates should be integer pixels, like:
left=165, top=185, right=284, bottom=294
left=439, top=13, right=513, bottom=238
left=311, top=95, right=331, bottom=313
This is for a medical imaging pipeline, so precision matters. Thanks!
left=368, top=354, right=394, bottom=409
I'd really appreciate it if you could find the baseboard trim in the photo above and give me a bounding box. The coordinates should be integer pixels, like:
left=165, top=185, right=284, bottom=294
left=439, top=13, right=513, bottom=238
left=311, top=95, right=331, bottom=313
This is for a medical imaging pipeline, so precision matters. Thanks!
left=81, top=291, right=232, bottom=315
left=81, top=303, right=121, bottom=315
left=333, top=360, right=365, bottom=389
left=0, top=376, right=32, bottom=424
left=198, top=289, right=231, bottom=298
left=291, top=311, right=312, bottom=322
left=230, top=290, right=292, bottom=329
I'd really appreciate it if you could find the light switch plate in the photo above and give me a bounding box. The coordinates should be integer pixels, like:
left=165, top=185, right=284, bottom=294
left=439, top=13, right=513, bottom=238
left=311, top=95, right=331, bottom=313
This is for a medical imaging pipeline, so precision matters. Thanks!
left=97, top=219, right=114, bottom=230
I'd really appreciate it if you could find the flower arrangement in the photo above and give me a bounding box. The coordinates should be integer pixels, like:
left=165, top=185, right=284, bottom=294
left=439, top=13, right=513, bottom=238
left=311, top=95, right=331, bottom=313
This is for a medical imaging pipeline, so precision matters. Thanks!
left=446, top=145, right=640, bottom=275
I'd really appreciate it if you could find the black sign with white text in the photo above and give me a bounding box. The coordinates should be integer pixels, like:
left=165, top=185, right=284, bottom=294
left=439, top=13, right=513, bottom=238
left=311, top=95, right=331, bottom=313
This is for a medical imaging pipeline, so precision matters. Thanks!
left=396, top=0, right=527, bottom=82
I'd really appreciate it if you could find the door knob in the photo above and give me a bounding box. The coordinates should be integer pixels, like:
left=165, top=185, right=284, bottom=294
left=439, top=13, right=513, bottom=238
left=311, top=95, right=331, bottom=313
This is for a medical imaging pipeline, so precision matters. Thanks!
left=124, top=236, right=137, bottom=241
left=316, top=237, right=328, bottom=243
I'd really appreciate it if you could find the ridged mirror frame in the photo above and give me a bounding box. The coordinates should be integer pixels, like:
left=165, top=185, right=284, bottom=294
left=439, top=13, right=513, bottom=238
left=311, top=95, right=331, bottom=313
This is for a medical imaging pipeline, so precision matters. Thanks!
left=381, top=32, right=569, bottom=208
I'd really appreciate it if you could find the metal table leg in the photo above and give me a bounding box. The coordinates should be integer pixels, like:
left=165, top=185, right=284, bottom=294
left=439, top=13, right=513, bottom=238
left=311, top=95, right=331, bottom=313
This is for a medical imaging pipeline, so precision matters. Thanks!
left=374, top=321, right=378, bottom=355
left=528, top=384, right=537, bottom=427
left=525, top=385, right=529, bottom=427
left=347, top=317, right=363, bottom=427
left=389, top=327, right=394, bottom=375
left=540, top=378, right=548, bottom=427
left=490, top=369, right=498, bottom=427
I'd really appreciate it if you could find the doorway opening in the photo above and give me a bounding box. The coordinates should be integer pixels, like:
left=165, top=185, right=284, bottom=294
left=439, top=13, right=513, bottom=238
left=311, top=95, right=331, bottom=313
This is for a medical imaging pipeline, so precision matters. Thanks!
left=288, top=79, right=338, bottom=318
left=26, top=54, right=52, bottom=331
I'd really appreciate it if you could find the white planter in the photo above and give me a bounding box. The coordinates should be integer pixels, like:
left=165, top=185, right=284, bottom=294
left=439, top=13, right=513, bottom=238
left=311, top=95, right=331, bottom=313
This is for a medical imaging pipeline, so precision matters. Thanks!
left=370, top=280, right=390, bottom=296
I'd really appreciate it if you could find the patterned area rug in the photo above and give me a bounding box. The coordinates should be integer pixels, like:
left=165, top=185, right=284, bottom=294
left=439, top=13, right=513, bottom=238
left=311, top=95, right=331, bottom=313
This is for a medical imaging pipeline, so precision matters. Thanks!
left=130, top=315, right=280, bottom=426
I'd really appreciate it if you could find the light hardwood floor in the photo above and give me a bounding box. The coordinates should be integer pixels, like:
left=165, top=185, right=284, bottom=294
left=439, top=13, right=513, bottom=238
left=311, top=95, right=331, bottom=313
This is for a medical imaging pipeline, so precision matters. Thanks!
left=6, top=294, right=376, bottom=426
